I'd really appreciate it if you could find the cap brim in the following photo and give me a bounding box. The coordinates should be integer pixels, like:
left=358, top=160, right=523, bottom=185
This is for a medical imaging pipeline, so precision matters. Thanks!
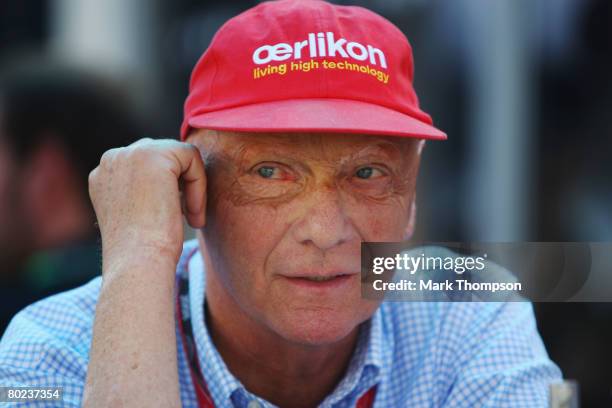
left=187, top=98, right=446, bottom=140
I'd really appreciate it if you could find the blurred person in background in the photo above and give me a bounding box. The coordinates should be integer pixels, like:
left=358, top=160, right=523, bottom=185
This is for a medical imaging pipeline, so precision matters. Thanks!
left=0, top=64, right=142, bottom=334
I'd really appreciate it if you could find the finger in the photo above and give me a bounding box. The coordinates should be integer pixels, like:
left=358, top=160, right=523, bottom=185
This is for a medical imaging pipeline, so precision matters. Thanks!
left=172, top=143, right=207, bottom=228
left=130, top=137, right=155, bottom=147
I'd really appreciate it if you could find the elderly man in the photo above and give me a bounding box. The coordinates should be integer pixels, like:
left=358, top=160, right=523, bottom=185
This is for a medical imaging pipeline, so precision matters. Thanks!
left=0, top=1, right=561, bottom=407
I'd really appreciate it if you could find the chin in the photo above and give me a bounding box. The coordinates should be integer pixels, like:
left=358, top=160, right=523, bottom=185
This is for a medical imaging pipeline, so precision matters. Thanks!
left=270, top=305, right=375, bottom=346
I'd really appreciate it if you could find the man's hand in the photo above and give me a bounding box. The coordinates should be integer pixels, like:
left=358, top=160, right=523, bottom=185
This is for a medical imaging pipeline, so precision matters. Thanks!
left=83, top=138, right=206, bottom=408
left=88, top=138, right=206, bottom=267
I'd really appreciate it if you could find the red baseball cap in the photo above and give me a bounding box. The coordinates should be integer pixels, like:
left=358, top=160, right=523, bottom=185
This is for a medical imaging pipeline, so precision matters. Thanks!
left=181, top=0, right=446, bottom=141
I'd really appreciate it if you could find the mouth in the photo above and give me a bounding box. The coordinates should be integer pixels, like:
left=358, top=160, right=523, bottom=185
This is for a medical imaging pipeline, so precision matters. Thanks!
left=300, top=275, right=346, bottom=282
left=281, top=273, right=356, bottom=290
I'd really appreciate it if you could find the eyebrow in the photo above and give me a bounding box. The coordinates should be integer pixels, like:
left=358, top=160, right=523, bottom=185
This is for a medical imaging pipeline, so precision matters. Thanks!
left=341, top=142, right=404, bottom=163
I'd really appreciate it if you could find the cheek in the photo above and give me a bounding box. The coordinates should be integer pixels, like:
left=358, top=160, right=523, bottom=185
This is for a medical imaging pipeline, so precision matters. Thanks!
left=206, top=195, right=286, bottom=289
left=350, top=197, right=412, bottom=241
left=217, top=199, right=284, bottom=251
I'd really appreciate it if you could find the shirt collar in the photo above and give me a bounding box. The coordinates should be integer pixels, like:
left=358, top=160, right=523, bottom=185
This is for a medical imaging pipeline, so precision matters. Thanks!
left=321, top=307, right=385, bottom=407
left=183, top=242, right=385, bottom=407
left=186, top=243, right=245, bottom=406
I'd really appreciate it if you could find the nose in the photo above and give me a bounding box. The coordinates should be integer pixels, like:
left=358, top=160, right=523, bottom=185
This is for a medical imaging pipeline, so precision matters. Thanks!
left=291, top=183, right=357, bottom=251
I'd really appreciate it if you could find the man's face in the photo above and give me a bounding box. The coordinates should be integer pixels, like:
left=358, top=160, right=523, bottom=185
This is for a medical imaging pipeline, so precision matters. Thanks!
left=189, top=130, right=423, bottom=345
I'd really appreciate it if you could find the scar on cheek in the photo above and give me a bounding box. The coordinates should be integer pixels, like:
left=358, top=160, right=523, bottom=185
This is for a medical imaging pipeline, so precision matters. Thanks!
left=348, top=165, right=417, bottom=205
left=218, top=166, right=416, bottom=208
left=204, top=162, right=300, bottom=212
left=209, top=143, right=418, bottom=207
left=217, top=175, right=303, bottom=209
left=391, top=173, right=415, bottom=196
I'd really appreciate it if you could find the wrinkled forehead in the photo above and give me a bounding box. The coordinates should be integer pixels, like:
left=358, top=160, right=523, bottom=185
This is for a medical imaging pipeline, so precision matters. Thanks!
left=188, top=129, right=422, bottom=163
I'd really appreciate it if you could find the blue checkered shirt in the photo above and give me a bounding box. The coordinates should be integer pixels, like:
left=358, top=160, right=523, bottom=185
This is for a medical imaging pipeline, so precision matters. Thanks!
left=0, top=240, right=561, bottom=407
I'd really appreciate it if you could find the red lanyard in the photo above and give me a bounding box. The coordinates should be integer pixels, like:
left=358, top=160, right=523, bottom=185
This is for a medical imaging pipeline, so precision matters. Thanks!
left=175, top=282, right=376, bottom=408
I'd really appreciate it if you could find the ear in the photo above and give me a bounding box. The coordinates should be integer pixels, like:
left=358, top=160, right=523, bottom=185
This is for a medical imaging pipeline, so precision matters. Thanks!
left=417, top=139, right=426, bottom=155
left=403, top=198, right=417, bottom=240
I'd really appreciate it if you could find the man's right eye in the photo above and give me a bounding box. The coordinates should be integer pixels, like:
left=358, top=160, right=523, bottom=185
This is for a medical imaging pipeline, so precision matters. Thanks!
left=252, top=163, right=296, bottom=181
left=257, top=166, right=277, bottom=179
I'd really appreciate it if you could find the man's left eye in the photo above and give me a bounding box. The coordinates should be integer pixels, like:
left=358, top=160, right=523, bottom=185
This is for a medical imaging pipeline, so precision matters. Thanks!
left=355, top=166, right=384, bottom=179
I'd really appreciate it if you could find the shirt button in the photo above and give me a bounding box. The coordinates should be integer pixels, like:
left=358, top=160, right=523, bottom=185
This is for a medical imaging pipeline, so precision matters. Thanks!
left=247, top=400, right=262, bottom=408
